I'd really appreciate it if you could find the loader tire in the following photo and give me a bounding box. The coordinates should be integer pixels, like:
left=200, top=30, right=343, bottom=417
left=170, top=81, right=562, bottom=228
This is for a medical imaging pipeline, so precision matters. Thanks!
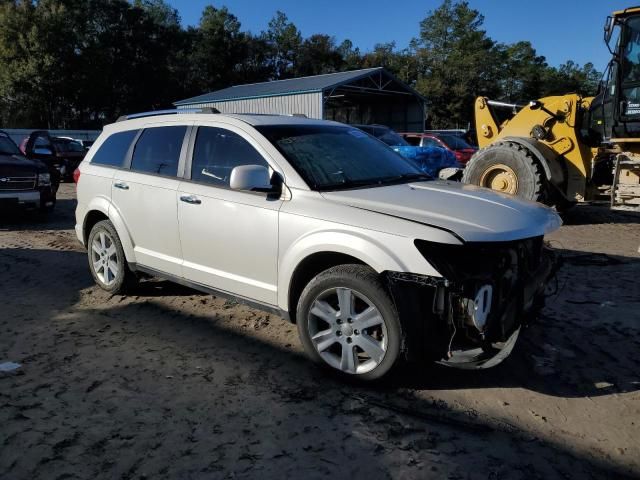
left=463, top=141, right=546, bottom=203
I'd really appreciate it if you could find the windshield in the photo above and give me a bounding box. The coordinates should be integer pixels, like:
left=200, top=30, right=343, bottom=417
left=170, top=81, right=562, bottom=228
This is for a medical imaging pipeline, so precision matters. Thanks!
left=378, top=130, right=409, bottom=146
left=53, top=138, right=84, bottom=153
left=0, top=136, right=21, bottom=155
left=354, top=125, right=410, bottom=146
left=257, top=125, right=427, bottom=191
left=437, top=135, right=473, bottom=150
left=620, top=16, right=640, bottom=116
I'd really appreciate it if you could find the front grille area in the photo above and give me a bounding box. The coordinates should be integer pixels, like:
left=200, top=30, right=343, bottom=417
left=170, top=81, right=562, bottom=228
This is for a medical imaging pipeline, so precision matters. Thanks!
left=414, top=237, right=544, bottom=284
left=0, top=176, right=37, bottom=191
left=415, top=237, right=547, bottom=343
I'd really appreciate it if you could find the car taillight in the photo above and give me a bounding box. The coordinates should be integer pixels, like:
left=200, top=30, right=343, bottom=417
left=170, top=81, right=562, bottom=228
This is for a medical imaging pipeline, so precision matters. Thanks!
left=73, top=168, right=81, bottom=184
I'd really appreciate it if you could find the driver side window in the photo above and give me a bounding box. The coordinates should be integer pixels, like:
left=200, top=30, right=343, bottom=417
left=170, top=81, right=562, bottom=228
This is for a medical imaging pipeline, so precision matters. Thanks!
left=191, top=127, right=269, bottom=187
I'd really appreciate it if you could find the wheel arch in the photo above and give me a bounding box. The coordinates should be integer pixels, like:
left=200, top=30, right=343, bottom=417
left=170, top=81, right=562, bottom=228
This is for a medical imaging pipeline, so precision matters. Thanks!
left=286, top=251, right=366, bottom=324
left=82, top=197, right=136, bottom=262
left=83, top=210, right=109, bottom=244
left=279, top=232, right=408, bottom=322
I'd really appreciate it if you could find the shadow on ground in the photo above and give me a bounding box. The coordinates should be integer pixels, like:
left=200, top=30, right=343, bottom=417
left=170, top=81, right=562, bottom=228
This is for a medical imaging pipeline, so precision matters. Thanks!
left=0, top=198, right=77, bottom=232
left=1, top=246, right=639, bottom=478
left=561, top=204, right=640, bottom=226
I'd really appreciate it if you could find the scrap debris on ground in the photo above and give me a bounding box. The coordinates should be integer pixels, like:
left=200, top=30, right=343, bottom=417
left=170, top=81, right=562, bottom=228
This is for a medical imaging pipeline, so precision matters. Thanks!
left=1, top=184, right=639, bottom=479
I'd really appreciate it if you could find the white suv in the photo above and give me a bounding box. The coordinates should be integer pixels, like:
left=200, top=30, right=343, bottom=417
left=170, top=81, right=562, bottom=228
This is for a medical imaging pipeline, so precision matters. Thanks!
left=75, top=110, right=561, bottom=381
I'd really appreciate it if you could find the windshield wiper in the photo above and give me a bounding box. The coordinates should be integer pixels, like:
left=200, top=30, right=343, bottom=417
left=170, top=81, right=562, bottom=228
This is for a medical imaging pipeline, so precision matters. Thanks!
left=396, top=172, right=432, bottom=181
left=318, top=179, right=379, bottom=190
left=318, top=173, right=431, bottom=191
left=373, top=172, right=432, bottom=185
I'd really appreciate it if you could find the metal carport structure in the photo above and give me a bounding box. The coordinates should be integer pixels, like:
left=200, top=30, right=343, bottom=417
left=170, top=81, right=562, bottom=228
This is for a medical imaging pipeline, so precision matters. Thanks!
left=173, top=67, right=425, bottom=132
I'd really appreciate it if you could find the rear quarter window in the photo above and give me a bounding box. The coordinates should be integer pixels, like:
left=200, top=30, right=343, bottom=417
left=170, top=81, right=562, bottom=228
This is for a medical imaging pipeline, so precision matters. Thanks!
left=130, top=126, right=187, bottom=177
left=91, top=130, right=138, bottom=167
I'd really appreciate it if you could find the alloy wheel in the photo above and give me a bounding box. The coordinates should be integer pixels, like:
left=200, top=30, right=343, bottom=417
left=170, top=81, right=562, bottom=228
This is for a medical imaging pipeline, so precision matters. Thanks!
left=91, top=231, right=119, bottom=286
left=307, top=287, right=388, bottom=374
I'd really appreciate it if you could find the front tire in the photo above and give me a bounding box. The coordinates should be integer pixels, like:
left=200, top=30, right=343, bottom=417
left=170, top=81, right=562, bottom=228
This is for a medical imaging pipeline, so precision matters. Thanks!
left=87, top=220, right=136, bottom=294
left=296, top=265, right=402, bottom=381
left=463, top=141, right=546, bottom=203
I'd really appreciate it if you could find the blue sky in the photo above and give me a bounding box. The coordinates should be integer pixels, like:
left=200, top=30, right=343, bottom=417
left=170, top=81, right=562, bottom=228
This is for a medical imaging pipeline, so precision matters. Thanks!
left=166, top=0, right=615, bottom=70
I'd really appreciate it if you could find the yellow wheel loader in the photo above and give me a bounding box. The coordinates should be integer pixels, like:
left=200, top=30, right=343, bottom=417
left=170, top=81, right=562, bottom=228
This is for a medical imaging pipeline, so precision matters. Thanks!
left=463, top=7, right=640, bottom=209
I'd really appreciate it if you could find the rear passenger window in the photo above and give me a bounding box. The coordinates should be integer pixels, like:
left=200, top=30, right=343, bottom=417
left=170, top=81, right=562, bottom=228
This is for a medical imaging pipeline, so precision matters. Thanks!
left=130, top=126, right=187, bottom=177
left=191, top=127, right=268, bottom=187
left=91, top=130, right=138, bottom=167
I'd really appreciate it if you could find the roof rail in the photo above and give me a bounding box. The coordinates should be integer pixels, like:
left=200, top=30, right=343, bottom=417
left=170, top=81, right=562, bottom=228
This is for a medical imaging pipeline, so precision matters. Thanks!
left=116, top=107, right=220, bottom=122
left=224, top=112, right=308, bottom=118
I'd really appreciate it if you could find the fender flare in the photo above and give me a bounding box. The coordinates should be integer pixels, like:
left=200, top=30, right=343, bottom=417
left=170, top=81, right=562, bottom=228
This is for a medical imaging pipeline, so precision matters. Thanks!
left=277, top=230, right=410, bottom=311
left=84, top=196, right=136, bottom=263
left=502, top=136, right=566, bottom=186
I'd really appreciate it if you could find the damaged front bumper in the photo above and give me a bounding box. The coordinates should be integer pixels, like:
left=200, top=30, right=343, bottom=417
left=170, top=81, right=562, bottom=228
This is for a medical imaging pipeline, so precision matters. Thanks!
left=386, top=238, right=558, bottom=369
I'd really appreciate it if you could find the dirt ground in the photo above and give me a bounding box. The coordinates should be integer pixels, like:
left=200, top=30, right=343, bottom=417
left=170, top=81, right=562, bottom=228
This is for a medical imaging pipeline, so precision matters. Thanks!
left=1, top=183, right=639, bottom=480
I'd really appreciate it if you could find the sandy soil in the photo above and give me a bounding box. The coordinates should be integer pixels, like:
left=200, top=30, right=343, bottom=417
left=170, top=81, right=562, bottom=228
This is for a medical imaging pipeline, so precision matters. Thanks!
left=1, top=183, right=639, bottom=479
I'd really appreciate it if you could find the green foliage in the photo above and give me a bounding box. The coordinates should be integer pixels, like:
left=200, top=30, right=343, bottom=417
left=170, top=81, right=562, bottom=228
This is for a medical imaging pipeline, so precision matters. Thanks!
left=263, top=11, right=302, bottom=79
left=187, top=6, right=247, bottom=93
left=544, top=61, right=601, bottom=96
left=295, top=34, right=343, bottom=76
left=412, top=0, right=501, bottom=128
left=0, top=0, right=602, bottom=128
left=496, top=41, right=548, bottom=104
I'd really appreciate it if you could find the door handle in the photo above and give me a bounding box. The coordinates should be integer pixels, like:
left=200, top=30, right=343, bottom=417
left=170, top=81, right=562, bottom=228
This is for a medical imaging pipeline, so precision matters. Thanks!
left=180, top=195, right=201, bottom=205
left=113, top=182, right=129, bottom=190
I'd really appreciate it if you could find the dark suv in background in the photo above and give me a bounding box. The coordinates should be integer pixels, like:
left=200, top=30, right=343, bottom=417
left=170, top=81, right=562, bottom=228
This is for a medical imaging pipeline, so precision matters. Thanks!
left=20, top=130, right=87, bottom=181
left=0, top=130, right=57, bottom=212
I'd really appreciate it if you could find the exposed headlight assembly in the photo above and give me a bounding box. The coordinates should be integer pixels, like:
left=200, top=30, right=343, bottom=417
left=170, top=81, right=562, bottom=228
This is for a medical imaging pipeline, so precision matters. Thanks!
left=460, top=284, right=493, bottom=332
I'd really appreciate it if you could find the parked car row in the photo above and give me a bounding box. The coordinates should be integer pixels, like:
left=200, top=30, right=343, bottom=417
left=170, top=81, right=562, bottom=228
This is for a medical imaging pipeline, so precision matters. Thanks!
left=74, top=110, right=561, bottom=381
left=400, top=131, right=478, bottom=164
left=0, top=130, right=96, bottom=215
left=353, top=124, right=463, bottom=179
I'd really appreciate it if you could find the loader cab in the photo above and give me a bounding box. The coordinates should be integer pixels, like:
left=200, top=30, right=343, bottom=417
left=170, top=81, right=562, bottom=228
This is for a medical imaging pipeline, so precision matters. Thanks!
left=590, top=10, right=640, bottom=141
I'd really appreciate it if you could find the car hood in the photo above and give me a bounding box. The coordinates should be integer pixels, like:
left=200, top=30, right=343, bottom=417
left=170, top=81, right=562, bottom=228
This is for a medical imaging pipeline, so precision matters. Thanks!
left=321, top=181, right=562, bottom=242
left=0, top=153, right=43, bottom=176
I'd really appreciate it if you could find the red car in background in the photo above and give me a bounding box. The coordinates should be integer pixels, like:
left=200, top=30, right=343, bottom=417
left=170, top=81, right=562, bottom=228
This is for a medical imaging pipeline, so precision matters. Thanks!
left=400, top=132, right=477, bottom=164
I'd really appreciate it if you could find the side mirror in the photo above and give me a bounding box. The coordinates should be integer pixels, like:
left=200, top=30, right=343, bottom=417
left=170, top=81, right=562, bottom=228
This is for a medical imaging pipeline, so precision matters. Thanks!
left=229, top=165, right=276, bottom=193
left=604, top=15, right=614, bottom=46
left=33, top=147, right=53, bottom=156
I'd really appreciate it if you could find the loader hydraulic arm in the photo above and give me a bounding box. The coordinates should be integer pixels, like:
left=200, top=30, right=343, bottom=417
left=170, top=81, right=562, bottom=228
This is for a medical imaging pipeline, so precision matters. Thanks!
left=474, top=97, right=503, bottom=148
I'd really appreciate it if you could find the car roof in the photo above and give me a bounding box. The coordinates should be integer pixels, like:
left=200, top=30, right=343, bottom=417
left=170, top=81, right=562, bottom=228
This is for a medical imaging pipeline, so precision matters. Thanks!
left=105, top=112, right=346, bottom=133
left=352, top=124, right=389, bottom=130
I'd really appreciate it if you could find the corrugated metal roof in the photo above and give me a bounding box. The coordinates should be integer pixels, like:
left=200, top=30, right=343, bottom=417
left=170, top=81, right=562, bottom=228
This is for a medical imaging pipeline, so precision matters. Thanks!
left=174, top=67, right=391, bottom=106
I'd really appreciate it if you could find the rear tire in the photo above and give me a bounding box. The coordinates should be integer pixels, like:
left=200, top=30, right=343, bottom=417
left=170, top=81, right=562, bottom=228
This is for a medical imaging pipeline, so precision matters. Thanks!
left=296, top=264, right=402, bottom=381
left=87, top=220, right=136, bottom=294
left=463, top=141, right=546, bottom=203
